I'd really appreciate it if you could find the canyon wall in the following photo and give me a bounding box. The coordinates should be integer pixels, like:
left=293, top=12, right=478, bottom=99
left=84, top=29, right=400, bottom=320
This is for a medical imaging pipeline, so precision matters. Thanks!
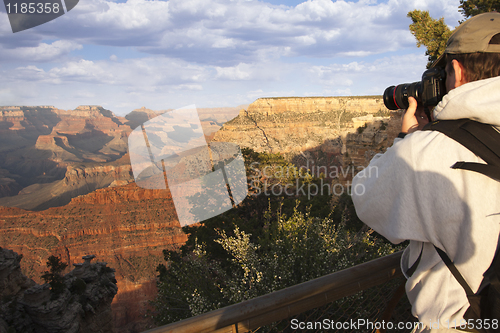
left=214, top=97, right=401, bottom=189
left=213, top=96, right=388, bottom=154
left=0, top=183, right=187, bottom=332
left=245, top=96, right=384, bottom=115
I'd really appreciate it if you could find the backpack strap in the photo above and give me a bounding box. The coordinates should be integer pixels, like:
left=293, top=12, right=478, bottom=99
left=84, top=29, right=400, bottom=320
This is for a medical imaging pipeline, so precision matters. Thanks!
left=434, top=245, right=490, bottom=333
left=423, top=119, right=500, bottom=181
left=434, top=245, right=475, bottom=297
left=421, top=119, right=500, bottom=328
left=406, top=244, right=424, bottom=277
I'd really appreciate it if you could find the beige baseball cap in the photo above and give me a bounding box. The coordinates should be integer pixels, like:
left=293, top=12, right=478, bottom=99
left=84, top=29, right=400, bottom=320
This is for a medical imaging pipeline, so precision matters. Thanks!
left=432, top=12, right=500, bottom=68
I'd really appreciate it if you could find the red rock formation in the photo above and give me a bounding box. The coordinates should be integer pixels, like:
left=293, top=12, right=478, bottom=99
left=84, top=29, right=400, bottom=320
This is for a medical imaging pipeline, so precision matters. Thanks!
left=0, top=103, right=253, bottom=331
left=0, top=182, right=187, bottom=332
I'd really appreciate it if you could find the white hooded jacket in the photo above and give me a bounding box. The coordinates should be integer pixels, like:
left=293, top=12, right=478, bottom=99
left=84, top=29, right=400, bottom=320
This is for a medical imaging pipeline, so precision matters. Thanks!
left=352, top=76, right=500, bottom=328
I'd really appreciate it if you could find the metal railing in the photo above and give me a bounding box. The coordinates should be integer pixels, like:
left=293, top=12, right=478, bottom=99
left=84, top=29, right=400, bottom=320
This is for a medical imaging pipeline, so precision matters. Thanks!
left=143, top=251, right=413, bottom=333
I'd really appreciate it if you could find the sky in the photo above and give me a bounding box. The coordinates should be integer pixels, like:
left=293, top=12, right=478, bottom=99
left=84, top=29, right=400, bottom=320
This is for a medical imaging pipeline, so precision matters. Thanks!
left=0, top=0, right=464, bottom=116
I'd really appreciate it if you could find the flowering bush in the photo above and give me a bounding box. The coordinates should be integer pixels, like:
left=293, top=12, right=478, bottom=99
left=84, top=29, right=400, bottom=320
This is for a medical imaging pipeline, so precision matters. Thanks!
left=152, top=203, right=398, bottom=325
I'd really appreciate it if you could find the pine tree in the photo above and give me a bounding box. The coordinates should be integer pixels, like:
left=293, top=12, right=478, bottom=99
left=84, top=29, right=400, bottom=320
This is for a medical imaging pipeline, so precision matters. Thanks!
left=407, top=1, right=500, bottom=67
left=407, top=10, right=452, bottom=68
left=41, top=255, right=68, bottom=297
left=459, top=0, right=500, bottom=19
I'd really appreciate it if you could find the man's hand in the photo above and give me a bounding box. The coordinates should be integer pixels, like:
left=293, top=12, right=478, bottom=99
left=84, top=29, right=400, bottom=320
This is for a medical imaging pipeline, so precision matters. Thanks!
left=401, top=97, right=430, bottom=133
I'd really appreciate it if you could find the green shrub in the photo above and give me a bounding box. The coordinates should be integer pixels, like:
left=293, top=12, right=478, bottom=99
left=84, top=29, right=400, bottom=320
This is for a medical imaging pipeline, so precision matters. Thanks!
left=357, top=123, right=367, bottom=134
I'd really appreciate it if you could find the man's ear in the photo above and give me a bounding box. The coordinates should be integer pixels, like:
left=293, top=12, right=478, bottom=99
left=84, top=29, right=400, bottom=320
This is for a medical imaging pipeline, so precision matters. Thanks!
left=451, top=59, right=468, bottom=88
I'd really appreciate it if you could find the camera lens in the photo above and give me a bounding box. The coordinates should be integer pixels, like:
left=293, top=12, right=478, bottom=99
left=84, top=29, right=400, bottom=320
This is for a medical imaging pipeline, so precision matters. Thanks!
left=383, top=82, right=421, bottom=110
left=383, top=86, right=398, bottom=110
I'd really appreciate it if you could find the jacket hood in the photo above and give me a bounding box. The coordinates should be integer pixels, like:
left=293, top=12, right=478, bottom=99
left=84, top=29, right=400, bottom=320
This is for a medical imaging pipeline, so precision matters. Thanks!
left=433, top=75, right=500, bottom=127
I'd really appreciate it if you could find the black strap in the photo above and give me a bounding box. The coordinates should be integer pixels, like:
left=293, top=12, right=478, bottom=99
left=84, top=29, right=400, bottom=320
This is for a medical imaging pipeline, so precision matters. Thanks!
left=407, top=244, right=474, bottom=294
left=423, top=119, right=500, bottom=165
left=460, top=120, right=500, bottom=163
left=433, top=245, right=475, bottom=296
left=490, top=250, right=500, bottom=291
left=433, top=246, right=486, bottom=327
left=452, top=162, right=500, bottom=181
left=406, top=244, right=424, bottom=277
left=423, top=119, right=500, bottom=181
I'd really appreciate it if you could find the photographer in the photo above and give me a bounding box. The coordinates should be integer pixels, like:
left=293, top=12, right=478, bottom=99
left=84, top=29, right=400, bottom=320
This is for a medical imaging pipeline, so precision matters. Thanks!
left=352, top=12, right=500, bottom=332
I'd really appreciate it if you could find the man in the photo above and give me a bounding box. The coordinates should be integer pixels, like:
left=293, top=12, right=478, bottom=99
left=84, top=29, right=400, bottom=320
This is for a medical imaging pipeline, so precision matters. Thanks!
left=352, top=12, right=500, bottom=332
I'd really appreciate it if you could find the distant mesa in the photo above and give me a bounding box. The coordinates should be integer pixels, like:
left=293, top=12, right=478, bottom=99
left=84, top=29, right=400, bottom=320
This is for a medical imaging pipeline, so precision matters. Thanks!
left=213, top=96, right=389, bottom=154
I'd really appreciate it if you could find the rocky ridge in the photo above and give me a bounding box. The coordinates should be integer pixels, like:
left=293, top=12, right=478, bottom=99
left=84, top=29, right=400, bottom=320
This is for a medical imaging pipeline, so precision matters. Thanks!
left=213, top=96, right=388, bottom=154
left=0, top=155, right=134, bottom=211
left=0, top=248, right=117, bottom=333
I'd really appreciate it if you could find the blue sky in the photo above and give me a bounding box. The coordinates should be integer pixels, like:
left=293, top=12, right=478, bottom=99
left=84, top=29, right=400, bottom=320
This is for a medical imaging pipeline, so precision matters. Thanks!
left=0, top=0, right=464, bottom=116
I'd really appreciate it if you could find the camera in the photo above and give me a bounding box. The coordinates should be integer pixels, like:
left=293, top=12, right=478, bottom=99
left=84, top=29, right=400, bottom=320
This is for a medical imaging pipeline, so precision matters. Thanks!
left=383, top=68, right=447, bottom=110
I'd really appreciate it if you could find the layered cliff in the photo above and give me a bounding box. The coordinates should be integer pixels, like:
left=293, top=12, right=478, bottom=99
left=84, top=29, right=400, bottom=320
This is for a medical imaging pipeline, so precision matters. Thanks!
left=0, top=105, right=132, bottom=210
left=0, top=182, right=187, bottom=332
left=0, top=104, right=243, bottom=211
left=0, top=154, right=134, bottom=211
left=0, top=249, right=117, bottom=333
left=213, top=97, right=401, bottom=191
left=213, top=96, right=388, bottom=154
left=245, top=96, right=384, bottom=115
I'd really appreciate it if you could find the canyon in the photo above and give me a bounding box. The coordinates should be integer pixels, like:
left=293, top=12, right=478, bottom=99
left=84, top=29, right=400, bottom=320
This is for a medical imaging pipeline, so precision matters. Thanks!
left=0, top=105, right=242, bottom=211
left=0, top=104, right=240, bottom=332
left=0, top=97, right=400, bottom=332
left=0, top=183, right=186, bottom=332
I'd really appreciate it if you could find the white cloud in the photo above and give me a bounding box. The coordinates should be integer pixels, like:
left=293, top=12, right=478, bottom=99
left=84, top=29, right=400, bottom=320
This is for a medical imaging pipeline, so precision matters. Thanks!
left=0, top=40, right=82, bottom=62
left=175, top=84, right=203, bottom=90
left=216, top=63, right=251, bottom=80
left=0, top=51, right=429, bottom=114
left=0, top=0, right=463, bottom=113
left=212, top=38, right=236, bottom=49
left=3, top=56, right=212, bottom=88
left=2, top=0, right=461, bottom=66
